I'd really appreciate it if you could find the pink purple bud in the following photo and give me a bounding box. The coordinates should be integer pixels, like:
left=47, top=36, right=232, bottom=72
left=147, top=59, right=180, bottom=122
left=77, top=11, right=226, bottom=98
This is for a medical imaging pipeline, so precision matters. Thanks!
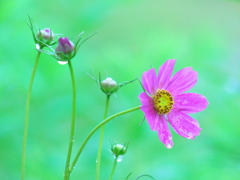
left=36, top=28, right=54, bottom=41
left=55, top=37, right=75, bottom=54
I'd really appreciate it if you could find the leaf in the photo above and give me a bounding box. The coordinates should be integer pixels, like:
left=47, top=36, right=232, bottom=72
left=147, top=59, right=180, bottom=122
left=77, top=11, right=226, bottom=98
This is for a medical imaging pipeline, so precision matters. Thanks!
left=135, top=174, right=155, bottom=180
left=125, top=172, right=132, bottom=180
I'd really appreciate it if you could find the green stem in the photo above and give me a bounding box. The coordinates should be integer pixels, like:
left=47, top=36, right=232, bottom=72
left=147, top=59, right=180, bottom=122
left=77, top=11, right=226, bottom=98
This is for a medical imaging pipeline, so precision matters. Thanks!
left=104, top=95, right=111, bottom=120
left=69, top=106, right=140, bottom=174
left=21, top=51, right=41, bottom=180
left=108, top=157, right=117, bottom=180
left=64, top=60, right=77, bottom=180
left=96, top=95, right=111, bottom=180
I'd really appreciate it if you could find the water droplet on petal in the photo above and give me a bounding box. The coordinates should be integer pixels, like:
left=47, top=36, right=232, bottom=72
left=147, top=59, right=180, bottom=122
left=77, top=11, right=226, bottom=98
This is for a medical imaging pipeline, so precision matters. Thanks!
left=166, top=143, right=172, bottom=149
left=187, top=132, right=194, bottom=139
left=58, top=61, right=68, bottom=65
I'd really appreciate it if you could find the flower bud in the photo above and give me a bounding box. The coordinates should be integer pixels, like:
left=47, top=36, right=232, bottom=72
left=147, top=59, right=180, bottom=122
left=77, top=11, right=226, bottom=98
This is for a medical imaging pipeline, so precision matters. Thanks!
left=55, top=37, right=75, bottom=61
left=101, top=78, right=117, bottom=95
left=111, top=143, right=127, bottom=156
left=56, top=37, right=75, bottom=54
left=36, top=28, right=54, bottom=41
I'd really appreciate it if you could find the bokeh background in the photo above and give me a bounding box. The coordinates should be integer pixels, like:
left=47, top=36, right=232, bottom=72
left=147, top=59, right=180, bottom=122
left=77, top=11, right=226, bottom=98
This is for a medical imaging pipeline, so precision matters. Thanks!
left=1, top=0, right=240, bottom=179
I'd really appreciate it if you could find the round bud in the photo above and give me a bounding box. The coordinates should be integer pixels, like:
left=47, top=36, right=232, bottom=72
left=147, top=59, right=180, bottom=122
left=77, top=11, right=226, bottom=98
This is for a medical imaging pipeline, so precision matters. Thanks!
left=101, top=78, right=117, bottom=95
left=36, top=28, right=54, bottom=41
left=111, top=143, right=127, bottom=156
left=56, top=37, right=75, bottom=54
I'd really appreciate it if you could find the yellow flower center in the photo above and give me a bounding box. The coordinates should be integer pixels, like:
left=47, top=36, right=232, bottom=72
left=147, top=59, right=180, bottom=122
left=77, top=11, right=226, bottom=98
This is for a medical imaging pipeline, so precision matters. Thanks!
left=153, top=89, right=174, bottom=114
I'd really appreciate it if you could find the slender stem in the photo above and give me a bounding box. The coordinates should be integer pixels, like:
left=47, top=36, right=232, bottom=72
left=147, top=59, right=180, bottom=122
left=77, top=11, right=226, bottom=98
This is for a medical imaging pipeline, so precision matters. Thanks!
left=64, top=60, right=77, bottom=180
left=135, top=174, right=155, bottom=180
left=69, top=106, right=140, bottom=173
left=21, top=51, right=41, bottom=180
left=96, top=95, right=111, bottom=180
left=108, top=157, right=117, bottom=180
left=104, top=95, right=111, bottom=120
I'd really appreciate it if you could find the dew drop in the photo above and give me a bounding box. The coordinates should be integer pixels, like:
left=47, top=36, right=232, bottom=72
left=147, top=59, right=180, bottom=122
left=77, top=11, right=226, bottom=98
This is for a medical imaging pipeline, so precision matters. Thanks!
left=58, top=61, right=68, bottom=65
left=187, top=133, right=194, bottom=139
left=36, top=44, right=40, bottom=50
left=71, top=138, right=75, bottom=143
left=166, top=144, right=172, bottom=149
left=116, top=155, right=123, bottom=162
left=113, top=155, right=123, bottom=162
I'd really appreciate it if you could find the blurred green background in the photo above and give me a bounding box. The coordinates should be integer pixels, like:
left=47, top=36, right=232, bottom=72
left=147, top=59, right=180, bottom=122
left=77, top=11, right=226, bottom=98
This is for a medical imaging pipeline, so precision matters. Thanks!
left=1, top=0, right=240, bottom=179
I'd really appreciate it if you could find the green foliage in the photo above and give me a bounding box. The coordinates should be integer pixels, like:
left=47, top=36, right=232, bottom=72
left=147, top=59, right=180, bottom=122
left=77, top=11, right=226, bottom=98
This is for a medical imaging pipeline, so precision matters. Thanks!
left=0, top=0, right=240, bottom=180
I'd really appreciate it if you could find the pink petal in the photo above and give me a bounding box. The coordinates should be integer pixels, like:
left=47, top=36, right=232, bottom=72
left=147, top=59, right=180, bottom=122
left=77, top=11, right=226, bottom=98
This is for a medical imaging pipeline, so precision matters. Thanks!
left=139, top=92, right=174, bottom=148
left=174, top=93, right=209, bottom=114
left=167, top=67, right=198, bottom=96
left=142, top=68, right=157, bottom=95
left=167, top=110, right=201, bottom=139
left=157, top=115, right=173, bottom=148
left=157, top=59, right=176, bottom=89
left=138, top=92, right=159, bottom=130
left=148, top=112, right=161, bottom=131
left=138, top=92, right=154, bottom=113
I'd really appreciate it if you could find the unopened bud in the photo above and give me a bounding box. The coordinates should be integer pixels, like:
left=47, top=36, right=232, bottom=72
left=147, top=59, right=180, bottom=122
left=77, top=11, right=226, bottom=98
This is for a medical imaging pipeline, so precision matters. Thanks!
left=36, top=28, right=54, bottom=41
left=56, top=37, right=74, bottom=54
left=111, top=143, right=127, bottom=156
left=101, top=78, right=117, bottom=95
left=55, top=37, right=75, bottom=61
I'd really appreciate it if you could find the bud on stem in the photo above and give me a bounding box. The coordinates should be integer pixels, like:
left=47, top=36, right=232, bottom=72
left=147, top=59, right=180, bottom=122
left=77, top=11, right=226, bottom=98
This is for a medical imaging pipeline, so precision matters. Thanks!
left=36, top=28, right=54, bottom=42
left=101, top=77, right=117, bottom=95
left=55, top=37, right=75, bottom=62
left=111, top=143, right=128, bottom=162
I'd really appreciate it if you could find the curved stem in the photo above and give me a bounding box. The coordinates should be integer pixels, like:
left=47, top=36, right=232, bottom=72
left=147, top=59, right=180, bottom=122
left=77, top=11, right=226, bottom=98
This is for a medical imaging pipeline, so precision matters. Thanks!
left=64, top=60, right=77, bottom=180
left=21, top=51, right=41, bottom=180
left=96, top=95, right=110, bottom=180
left=108, top=157, right=117, bottom=180
left=69, top=106, right=140, bottom=173
left=135, top=174, right=155, bottom=180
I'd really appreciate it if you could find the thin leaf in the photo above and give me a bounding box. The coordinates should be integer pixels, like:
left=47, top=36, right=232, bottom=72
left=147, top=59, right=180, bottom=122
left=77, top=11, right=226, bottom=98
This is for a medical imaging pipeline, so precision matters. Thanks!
left=117, top=78, right=137, bottom=89
left=76, top=31, right=98, bottom=52
left=135, top=174, right=155, bottom=180
left=25, top=15, right=37, bottom=44
left=86, top=69, right=99, bottom=85
left=137, top=77, right=146, bottom=93
left=126, top=172, right=132, bottom=180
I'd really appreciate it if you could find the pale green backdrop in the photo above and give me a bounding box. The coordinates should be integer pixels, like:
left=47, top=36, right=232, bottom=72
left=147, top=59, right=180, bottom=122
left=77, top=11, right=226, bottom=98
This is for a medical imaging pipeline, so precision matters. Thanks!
left=0, top=0, right=240, bottom=179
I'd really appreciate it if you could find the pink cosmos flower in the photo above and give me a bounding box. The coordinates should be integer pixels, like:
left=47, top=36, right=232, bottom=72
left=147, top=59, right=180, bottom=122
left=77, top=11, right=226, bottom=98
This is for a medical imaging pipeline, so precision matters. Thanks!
left=138, top=59, right=209, bottom=148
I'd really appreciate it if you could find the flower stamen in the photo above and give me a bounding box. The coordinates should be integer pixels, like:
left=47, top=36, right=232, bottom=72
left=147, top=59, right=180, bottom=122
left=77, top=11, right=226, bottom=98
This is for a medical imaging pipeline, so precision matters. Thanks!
left=153, top=89, right=174, bottom=114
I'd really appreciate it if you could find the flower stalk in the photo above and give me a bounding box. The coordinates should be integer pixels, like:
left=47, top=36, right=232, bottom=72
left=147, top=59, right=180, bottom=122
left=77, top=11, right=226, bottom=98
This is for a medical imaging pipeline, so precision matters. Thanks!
left=108, top=157, right=118, bottom=180
left=96, top=95, right=111, bottom=180
left=21, top=51, right=41, bottom=180
left=109, top=143, right=128, bottom=180
left=64, top=60, right=77, bottom=180
left=69, top=106, right=140, bottom=174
